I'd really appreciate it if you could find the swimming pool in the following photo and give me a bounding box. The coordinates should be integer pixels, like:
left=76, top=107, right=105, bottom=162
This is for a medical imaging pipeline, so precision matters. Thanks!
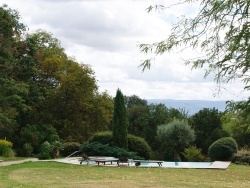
left=138, top=161, right=213, bottom=168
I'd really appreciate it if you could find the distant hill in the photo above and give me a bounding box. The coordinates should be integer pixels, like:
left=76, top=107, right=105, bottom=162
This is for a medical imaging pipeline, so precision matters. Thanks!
left=147, top=99, right=227, bottom=115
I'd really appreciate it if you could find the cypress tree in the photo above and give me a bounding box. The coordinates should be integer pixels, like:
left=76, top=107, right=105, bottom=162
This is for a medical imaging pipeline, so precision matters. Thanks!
left=112, top=89, right=128, bottom=149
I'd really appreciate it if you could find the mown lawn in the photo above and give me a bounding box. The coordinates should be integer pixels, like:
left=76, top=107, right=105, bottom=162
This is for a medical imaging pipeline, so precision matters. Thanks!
left=0, top=161, right=250, bottom=188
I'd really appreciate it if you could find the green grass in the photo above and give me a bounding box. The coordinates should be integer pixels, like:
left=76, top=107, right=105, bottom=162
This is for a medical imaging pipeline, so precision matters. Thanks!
left=0, top=162, right=250, bottom=188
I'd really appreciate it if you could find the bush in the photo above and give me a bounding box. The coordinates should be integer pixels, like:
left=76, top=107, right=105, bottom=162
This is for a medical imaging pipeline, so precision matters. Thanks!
left=88, top=131, right=151, bottom=159
left=38, top=141, right=52, bottom=160
left=22, top=143, right=34, bottom=157
left=79, top=142, right=143, bottom=159
left=0, top=139, right=15, bottom=157
left=51, top=141, right=64, bottom=158
left=232, top=146, right=250, bottom=165
left=181, top=146, right=205, bottom=162
left=60, top=142, right=81, bottom=157
left=88, top=131, right=112, bottom=144
left=127, top=134, right=151, bottom=159
left=208, top=137, right=238, bottom=161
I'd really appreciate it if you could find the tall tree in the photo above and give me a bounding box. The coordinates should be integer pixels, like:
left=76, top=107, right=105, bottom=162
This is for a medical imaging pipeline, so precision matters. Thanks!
left=125, top=95, right=149, bottom=137
left=189, top=108, right=228, bottom=154
left=0, top=5, right=28, bottom=141
left=112, top=89, right=128, bottom=149
left=140, top=1, right=250, bottom=95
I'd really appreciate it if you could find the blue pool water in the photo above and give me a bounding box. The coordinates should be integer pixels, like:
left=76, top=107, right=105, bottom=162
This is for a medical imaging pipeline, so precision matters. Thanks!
left=139, top=162, right=213, bottom=168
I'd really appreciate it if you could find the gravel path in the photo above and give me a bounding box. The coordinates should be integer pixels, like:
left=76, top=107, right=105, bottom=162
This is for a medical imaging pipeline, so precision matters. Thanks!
left=0, top=158, right=39, bottom=166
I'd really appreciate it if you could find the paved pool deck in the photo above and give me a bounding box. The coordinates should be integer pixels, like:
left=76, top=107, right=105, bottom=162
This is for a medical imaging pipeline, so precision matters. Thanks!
left=50, top=157, right=231, bottom=169
left=0, top=157, right=231, bottom=169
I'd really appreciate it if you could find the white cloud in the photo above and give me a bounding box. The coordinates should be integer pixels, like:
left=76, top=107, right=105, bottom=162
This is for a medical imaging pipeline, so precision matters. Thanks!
left=1, top=0, right=250, bottom=101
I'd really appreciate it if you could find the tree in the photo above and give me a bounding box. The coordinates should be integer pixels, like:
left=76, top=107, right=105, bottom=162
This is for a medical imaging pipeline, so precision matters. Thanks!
left=125, top=95, right=149, bottom=137
left=112, top=89, right=128, bottom=149
left=189, top=108, right=228, bottom=154
left=0, top=5, right=29, bottom=141
left=140, top=1, right=250, bottom=93
left=157, top=119, right=195, bottom=161
left=221, top=101, right=250, bottom=147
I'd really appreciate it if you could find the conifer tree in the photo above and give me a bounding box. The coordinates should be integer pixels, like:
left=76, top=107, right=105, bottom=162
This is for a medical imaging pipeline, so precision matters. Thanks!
left=112, top=89, right=128, bottom=149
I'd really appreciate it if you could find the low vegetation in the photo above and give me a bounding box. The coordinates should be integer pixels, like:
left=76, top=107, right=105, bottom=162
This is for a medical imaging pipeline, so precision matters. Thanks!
left=208, top=137, right=238, bottom=161
left=0, top=162, right=250, bottom=188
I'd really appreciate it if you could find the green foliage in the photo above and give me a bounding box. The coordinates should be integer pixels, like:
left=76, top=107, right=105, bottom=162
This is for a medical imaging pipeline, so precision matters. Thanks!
left=21, top=143, right=34, bottom=157
left=126, top=95, right=149, bottom=138
left=127, top=134, right=151, bottom=160
left=79, top=142, right=143, bottom=159
left=1, top=4, right=114, bottom=152
left=0, top=139, right=14, bottom=157
left=38, top=141, right=52, bottom=160
left=88, top=131, right=112, bottom=144
left=60, top=142, right=81, bottom=157
left=50, top=141, right=63, bottom=158
left=181, top=146, right=205, bottom=162
left=189, top=108, right=226, bottom=154
left=233, top=146, right=250, bottom=165
left=89, top=131, right=151, bottom=159
left=19, top=124, right=60, bottom=155
left=157, top=120, right=195, bottom=161
left=112, top=89, right=128, bottom=149
left=208, top=137, right=238, bottom=161
left=222, top=101, right=250, bottom=147
left=140, top=1, right=250, bottom=92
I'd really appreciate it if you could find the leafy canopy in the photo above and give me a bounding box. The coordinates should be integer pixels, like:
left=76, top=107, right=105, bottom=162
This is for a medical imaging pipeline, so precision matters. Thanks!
left=140, top=0, right=250, bottom=90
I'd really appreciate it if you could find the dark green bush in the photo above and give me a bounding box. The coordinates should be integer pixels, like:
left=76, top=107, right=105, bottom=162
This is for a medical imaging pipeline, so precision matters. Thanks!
left=208, top=137, right=238, bottom=161
left=79, top=142, right=143, bottom=159
left=60, top=142, right=81, bottom=157
left=21, top=143, right=34, bottom=157
left=88, top=131, right=112, bottom=145
left=38, top=141, right=52, bottom=160
left=127, top=134, right=151, bottom=159
left=88, top=131, right=151, bottom=159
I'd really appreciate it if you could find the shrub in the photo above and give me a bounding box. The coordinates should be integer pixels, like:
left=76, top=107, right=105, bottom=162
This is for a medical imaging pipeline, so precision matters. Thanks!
left=208, top=137, right=238, bottom=161
left=79, top=142, right=143, bottom=159
left=232, top=146, right=250, bottom=165
left=181, top=146, right=205, bottom=162
left=88, top=131, right=112, bottom=144
left=88, top=131, right=151, bottom=159
left=51, top=141, right=64, bottom=158
left=127, top=134, right=151, bottom=159
left=60, top=142, right=81, bottom=157
left=22, top=143, right=34, bottom=157
left=0, top=139, right=15, bottom=157
left=38, top=141, right=52, bottom=160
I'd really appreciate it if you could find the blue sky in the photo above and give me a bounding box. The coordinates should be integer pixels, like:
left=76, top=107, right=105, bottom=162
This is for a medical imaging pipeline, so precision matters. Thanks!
left=1, top=0, right=249, bottom=101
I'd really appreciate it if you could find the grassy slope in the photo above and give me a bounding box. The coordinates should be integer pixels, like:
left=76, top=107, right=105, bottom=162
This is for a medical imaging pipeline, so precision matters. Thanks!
left=0, top=162, right=249, bottom=188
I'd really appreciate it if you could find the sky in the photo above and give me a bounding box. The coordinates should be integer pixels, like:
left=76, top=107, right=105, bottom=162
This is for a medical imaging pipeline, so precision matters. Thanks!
left=1, top=0, right=250, bottom=101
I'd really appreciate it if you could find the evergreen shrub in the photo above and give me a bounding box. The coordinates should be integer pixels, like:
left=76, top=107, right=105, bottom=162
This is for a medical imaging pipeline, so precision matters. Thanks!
left=79, top=142, right=143, bottom=159
left=208, top=137, right=238, bottom=161
left=61, top=142, right=81, bottom=157
left=22, top=143, right=34, bottom=157
left=89, top=131, right=151, bottom=159
left=38, top=141, right=52, bottom=159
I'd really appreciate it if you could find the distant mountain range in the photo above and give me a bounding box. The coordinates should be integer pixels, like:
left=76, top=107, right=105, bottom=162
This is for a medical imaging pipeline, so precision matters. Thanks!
left=147, top=99, right=227, bottom=115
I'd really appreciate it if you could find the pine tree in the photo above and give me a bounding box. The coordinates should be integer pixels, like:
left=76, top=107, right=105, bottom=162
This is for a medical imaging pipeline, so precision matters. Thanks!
left=112, top=89, right=128, bottom=149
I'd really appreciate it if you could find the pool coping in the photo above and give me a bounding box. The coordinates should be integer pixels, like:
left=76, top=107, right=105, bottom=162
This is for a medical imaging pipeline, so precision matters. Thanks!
left=48, top=157, right=231, bottom=169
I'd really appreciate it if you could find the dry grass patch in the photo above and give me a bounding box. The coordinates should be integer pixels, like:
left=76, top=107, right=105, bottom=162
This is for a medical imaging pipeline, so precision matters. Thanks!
left=0, top=162, right=250, bottom=188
